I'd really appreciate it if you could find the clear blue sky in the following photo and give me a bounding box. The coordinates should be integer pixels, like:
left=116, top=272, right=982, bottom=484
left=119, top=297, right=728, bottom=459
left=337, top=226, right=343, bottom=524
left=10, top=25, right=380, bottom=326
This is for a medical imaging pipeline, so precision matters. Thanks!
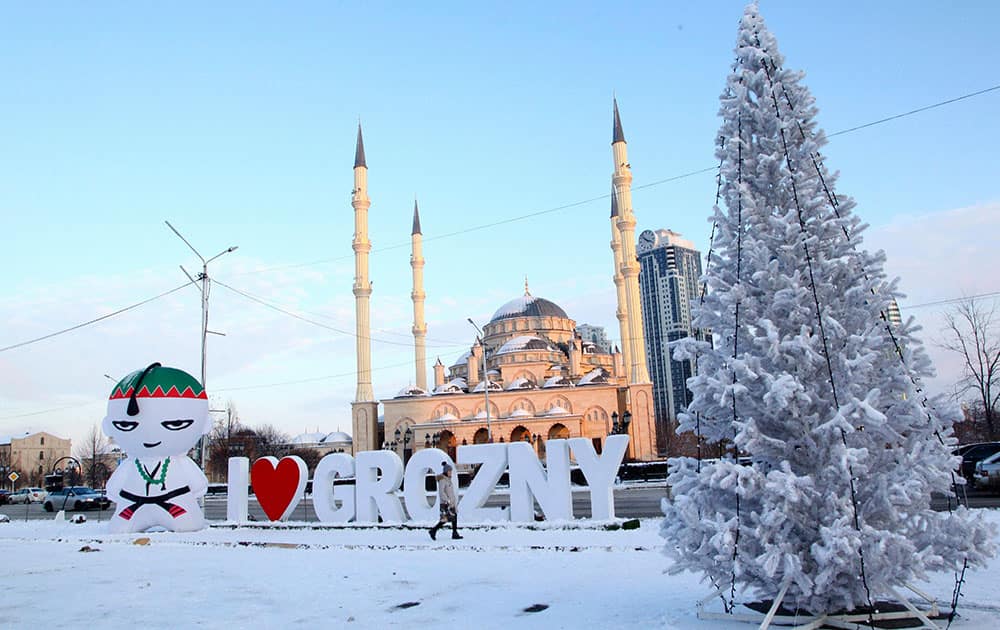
left=2, top=1, right=998, bottom=448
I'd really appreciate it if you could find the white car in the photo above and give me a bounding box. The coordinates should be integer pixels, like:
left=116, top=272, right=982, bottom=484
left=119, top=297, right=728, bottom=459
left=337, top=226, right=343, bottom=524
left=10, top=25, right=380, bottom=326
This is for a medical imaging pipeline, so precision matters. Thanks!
left=7, top=487, right=47, bottom=504
left=974, top=451, right=1000, bottom=491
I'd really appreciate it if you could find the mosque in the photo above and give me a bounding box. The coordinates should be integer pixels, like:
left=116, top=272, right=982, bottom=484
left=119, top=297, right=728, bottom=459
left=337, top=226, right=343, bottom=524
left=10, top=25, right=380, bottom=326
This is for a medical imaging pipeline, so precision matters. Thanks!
left=350, top=101, right=659, bottom=462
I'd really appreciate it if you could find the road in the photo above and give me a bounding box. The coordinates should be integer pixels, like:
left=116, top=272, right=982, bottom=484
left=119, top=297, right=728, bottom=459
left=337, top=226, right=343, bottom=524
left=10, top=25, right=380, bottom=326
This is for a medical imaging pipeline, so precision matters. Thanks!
left=3, top=485, right=997, bottom=522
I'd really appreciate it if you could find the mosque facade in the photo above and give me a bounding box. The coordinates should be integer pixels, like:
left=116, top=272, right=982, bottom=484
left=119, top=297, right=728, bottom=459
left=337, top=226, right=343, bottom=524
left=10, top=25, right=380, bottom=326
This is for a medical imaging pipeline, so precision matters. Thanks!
left=350, top=101, right=660, bottom=461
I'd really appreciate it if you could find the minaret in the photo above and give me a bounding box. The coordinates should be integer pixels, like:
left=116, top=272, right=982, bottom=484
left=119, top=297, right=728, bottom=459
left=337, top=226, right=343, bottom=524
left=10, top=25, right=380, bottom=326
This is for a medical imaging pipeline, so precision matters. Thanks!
left=609, top=184, right=632, bottom=383
left=351, top=123, right=379, bottom=452
left=611, top=99, right=650, bottom=384
left=411, top=199, right=428, bottom=390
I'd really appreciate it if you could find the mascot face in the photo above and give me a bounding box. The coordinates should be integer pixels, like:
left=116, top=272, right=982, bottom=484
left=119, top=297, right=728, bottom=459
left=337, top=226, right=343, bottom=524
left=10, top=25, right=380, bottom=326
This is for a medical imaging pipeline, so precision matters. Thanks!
left=102, top=364, right=210, bottom=459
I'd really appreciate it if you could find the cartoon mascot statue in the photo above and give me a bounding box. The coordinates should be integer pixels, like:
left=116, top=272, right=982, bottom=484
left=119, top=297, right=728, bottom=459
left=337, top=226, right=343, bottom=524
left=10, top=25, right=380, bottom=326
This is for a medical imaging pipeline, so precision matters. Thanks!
left=103, top=363, right=211, bottom=533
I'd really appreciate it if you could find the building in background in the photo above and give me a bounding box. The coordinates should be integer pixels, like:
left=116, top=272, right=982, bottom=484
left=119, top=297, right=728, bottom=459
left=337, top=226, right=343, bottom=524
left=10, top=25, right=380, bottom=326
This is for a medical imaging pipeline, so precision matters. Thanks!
left=0, top=431, right=72, bottom=487
left=350, top=100, right=659, bottom=461
left=886, top=298, right=902, bottom=327
left=576, top=324, right=612, bottom=354
left=637, top=228, right=708, bottom=455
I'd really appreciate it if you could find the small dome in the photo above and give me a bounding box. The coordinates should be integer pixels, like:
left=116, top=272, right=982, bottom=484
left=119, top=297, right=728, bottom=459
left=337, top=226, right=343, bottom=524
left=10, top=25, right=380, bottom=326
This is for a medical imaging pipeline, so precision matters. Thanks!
left=505, top=377, right=535, bottom=391
left=490, top=295, right=569, bottom=322
left=510, top=408, right=532, bottom=418
left=433, top=378, right=466, bottom=395
left=323, top=431, right=352, bottom=443
left=436, top=412, right=459, bottom=422
left=289, top=432, right=326, bottom=445
left=497, top=335, right=556, bottom=355
left=472, top=380, right=502, bottom=393
left=395, top=385, right=429, bottom=398
left=543, top=375, right=572, bottom=388
left=545, top=406, right=570, bottom=416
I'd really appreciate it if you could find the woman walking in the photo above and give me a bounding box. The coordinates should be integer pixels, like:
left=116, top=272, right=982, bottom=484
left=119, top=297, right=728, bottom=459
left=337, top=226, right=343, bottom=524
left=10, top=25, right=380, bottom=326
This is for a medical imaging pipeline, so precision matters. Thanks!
left=429, top=462, right=462, bottom=540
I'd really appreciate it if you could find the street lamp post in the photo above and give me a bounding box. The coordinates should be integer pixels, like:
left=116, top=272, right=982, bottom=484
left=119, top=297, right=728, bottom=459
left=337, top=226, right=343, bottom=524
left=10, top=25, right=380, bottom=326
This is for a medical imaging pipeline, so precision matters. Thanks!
left=165, top=221, right=238, bottom=469
left=610, top=411, right=632, bottom=435
left=467, top=319, right=492, bottom=442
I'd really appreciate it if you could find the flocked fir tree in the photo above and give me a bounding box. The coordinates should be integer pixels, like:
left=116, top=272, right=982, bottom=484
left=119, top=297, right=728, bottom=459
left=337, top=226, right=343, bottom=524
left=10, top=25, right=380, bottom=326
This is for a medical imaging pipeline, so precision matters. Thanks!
left=661, top=3, right=995, bottom=616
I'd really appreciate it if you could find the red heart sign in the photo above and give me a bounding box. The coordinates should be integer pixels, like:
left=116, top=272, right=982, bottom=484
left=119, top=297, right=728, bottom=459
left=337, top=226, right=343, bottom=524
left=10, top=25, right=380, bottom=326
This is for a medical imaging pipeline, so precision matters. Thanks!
left=251, top=456, right=308, bottom=521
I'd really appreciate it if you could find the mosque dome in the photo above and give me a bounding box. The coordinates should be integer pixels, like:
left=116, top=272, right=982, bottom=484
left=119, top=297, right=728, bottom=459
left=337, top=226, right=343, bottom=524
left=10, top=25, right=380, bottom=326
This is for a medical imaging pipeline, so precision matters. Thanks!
left=490, top=294, right=569, bottom=323
left=323, top=431, right=352, bottom=444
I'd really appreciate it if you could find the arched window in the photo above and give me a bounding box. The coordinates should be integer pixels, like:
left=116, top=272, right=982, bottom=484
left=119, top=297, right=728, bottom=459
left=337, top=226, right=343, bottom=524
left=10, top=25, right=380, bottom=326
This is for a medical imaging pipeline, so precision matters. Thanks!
left=548, top=423, right=570, bottom=440
left=510, top=425, right=531, bottom=443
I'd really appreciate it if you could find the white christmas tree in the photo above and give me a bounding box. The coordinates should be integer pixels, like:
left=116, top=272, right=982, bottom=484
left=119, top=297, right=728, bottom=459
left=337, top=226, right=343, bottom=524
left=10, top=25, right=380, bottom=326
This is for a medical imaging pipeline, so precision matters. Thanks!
left=661, top=2, right=995, bottom=616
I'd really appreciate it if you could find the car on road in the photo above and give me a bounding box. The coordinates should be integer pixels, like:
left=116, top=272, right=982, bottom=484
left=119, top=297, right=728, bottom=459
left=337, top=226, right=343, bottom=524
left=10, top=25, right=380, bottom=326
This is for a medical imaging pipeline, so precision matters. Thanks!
left=43, top=487, right=112, bottom=512
left=955, top=442, right=1000, bottom=484
left=974, top=451, right=1000, bottom=492
left=0, top=490, right=9, bottom=505
left=7, top=487, right=47, bottom=504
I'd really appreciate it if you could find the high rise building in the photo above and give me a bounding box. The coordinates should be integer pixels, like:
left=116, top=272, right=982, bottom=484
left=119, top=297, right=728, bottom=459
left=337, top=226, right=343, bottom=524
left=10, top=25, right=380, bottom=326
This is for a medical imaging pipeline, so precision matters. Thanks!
left=576, top=324, right=612, bottom=354
left=637, top=228, right=706, bottom=455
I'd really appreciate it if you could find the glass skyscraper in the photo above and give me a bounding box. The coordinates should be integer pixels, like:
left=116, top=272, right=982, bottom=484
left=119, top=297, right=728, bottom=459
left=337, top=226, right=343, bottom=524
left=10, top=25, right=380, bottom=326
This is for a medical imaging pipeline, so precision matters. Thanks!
left=637, top=228, right=707, bottom=455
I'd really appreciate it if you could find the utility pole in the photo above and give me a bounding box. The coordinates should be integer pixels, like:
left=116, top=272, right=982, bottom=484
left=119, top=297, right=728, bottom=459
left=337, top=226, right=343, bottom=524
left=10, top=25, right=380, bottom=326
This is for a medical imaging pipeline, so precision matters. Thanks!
left=165, top=220, right=238, bottom=468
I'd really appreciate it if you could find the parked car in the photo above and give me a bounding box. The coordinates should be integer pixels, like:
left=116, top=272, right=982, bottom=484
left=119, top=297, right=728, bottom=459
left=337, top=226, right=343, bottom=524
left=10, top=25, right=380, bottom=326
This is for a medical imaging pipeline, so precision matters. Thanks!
left=43, top=487, right=112, bottom=512
left=954, top=442, right=1000, bottom=484
left=0, top=490, right=9, bottom=505
left=974, top=451, right=1000, bottom=491
left=7, top=487, right=47, bottom=504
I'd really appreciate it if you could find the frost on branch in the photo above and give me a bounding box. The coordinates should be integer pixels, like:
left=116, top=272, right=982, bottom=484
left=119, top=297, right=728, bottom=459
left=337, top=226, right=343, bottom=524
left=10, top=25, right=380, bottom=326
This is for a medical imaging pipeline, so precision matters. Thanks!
left=661, top=2, right=995, bottom=615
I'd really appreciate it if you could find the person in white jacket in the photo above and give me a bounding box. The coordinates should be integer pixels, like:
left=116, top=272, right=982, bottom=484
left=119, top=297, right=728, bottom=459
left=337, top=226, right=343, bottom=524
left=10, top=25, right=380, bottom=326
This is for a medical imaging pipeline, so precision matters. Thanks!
left=429, top=462, right=462, bottom=540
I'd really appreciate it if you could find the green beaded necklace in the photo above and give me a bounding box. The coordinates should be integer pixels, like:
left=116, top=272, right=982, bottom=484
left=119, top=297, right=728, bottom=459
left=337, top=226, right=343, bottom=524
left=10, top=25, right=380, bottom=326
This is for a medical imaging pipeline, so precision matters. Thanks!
left=135, top=457, right=170, bottom=487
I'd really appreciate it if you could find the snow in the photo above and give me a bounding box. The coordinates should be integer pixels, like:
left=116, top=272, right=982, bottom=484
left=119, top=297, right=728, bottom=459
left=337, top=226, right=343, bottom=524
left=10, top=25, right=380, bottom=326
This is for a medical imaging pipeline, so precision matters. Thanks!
left=543, top=375, right=571, bottom=388
left=496, top=335, right=554, bottom=355
left=288, top=431, right=327, bottom=445
left=1, top=510, right=999, bottom=629
left=504, top=377, right=535, bottom=391
left=575, top=367, right=609, bottom=386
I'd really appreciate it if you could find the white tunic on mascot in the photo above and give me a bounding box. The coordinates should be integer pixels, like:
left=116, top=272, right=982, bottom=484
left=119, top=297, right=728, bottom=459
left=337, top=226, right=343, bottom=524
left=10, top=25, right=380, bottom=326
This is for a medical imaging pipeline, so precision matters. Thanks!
left=102, top=363, right=211, bottom=533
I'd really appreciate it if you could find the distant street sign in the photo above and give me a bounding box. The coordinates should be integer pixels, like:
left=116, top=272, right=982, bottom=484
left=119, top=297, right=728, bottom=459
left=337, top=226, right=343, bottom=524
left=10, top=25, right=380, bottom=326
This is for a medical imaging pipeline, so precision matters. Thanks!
left=7, top=472, right=18, bottom=482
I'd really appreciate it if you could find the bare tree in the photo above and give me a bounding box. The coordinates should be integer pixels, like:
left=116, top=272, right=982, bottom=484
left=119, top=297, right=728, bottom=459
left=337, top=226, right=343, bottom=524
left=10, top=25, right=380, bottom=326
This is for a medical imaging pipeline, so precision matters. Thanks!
left=941, top=297, right=1000, bottom=439
left=206, top=399, right=245, bottom=482
left=73, top=424, right=112, bottom=488
left=285, top=448, right=322, bottom=475
left=253, top=423, right=290, bottom=457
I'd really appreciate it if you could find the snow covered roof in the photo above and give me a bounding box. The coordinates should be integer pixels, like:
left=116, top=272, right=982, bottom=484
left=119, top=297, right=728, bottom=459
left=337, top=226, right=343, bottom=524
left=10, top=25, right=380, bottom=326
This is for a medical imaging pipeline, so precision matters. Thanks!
left=545, top=406, right=570, bottom=416
left=395, top=385, right=429, bottom=398
left=489, top=295, right=569, bottom=323
left=0, top=436, right=10, bottom=446
left=543, top=375, right=571, bottom=388
left=496, top=335, right=556, bottom=355
left=289, top=432, right=326, bottom=445
left=504, top=377, right=535, bottom=391
left=436, top=412, right=459, bottom=422
left=471, top=380, right=502, bottom=393
left=433, top=378, right=467, bottom=395
left=510, top=408, right=532, bottom=418
left=323, top=431, right=352, bottom=444
left=577, top=367, right=610, bottom=386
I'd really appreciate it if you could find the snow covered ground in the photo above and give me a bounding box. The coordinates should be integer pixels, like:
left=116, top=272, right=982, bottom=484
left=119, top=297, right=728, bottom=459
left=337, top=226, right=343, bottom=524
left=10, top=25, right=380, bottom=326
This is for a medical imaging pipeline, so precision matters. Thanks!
left=2, top=511, right=998, bottom=629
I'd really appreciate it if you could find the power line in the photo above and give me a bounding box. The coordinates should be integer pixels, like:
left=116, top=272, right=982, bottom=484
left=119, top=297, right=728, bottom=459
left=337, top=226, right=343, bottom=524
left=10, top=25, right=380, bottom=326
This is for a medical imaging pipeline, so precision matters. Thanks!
left=901, top=290, right=1000, bottom=311
left=213, top=280, right=466, bottom=349
left=214, top=359, right=417, bottom=393
left=0, top=400, right=102, bottom=421
left=827, top=84, right=1000, bottom=138
left=230, top=82, right=1000, bottom=278
left=0, top=283, right=191, bottom=354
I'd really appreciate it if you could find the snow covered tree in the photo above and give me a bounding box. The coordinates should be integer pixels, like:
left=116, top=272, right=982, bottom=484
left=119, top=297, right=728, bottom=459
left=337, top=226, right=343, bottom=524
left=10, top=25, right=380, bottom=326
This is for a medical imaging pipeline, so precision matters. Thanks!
left=661, top=2, right=995, bottom=616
